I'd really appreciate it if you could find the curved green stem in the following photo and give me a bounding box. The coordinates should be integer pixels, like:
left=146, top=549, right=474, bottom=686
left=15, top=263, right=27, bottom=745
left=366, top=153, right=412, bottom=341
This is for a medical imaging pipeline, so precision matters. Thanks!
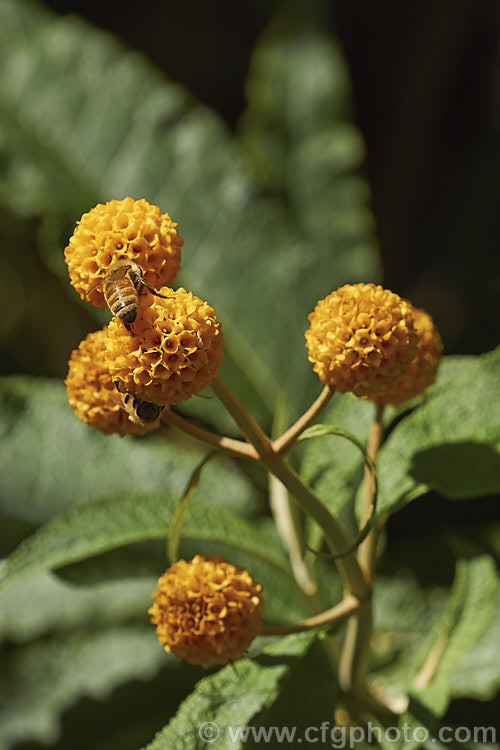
left=168, top=451, right=221, bottom=563
left=265, top=457, right=369, bottom=599
left=269, top=388, right=317, bottom=597
left=298, top=424, right=378, bottom=560
left=211, top=377, right=369, bottom=601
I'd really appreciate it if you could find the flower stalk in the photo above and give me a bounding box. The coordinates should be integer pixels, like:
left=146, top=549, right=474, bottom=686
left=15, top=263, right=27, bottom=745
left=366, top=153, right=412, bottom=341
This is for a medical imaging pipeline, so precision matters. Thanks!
left=358, top=403, right=385, bottom=582
left=211, top=377, right=274, bottom=458
left=211, top=377, right=370, bottom=601
left=262, top=595, right=362, bottom=635
left=339, top=402, right=385, bottom=696
left=273, top=384, right=335, bottom=455
left=161, top=408, right=258, bottom=460
left=268, top=390, right=318, bottom=596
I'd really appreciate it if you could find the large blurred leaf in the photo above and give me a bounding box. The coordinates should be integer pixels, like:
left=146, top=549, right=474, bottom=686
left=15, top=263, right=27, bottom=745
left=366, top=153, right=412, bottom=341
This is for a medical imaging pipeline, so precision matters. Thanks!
left=239, top=15, right=376, bottom=255
left=375, top=555, right=497, bottom=718
left=371, top=573, right=449, bottom=672
left=0, top=491, right=293, bottom=594
left=449, top=581, right=500, bottom=701
left=0, top=568, right=155, bottom=642
left=141, top=631, right=323, bottom=750
left=235, top=15, right=380, bottom=412
left=0, top=376, right=257, bottom=523
left=0, top=625, right=169, bottom=750
left=386, top=556, right=499, bottom=750
left=0, top=0, right=378, bottom=420
left=377, top=349, right=500, bottom=513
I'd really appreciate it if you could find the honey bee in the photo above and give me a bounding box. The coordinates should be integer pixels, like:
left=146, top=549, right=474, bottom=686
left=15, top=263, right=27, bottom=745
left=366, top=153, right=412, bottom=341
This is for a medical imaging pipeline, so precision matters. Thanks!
left=87, top=260, right=170, bottom=325
left=111, top=381, right=165, bottom=428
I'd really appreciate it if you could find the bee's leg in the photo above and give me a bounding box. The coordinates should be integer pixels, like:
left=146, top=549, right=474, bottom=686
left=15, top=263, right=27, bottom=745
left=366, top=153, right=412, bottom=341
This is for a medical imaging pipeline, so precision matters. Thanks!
left=122, top=320, right=136, bottom=335
left=84, top=278, right=103, bottom=300
left=138, top=278, right=173, bottom=299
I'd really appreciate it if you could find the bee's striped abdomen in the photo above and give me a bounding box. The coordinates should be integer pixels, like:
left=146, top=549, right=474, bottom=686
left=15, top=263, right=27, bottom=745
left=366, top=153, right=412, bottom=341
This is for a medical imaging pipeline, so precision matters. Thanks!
left=104, top=276, right=138, bottom=324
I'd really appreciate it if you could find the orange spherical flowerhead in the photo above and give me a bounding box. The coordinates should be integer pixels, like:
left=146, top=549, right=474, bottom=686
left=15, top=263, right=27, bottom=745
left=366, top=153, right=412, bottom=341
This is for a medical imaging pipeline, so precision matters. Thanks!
left=105, top=287, right=224, bottom=406
left=305, top=283, right=419, bottom=399
left=64, top=197, right=183, bottom=308
left=374, top=307, right=443, bottom=406
left=65, top=328, right=160, bottom=437
left=149, top=555, right=264, bottom=668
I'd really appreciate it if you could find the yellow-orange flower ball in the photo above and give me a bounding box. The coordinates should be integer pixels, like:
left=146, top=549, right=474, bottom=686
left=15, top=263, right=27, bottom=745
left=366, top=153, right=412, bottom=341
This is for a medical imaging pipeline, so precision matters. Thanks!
left=374, top=307, right=443, bottom=406
left=105, top=287, right=224, bottom=406
left=305, top=283, right=418, bottom=399
left=149, top=555, right=264, bottom=668
left=65, top=328, right=161, bottom=437
left=65, top=197, right=183, bottom=308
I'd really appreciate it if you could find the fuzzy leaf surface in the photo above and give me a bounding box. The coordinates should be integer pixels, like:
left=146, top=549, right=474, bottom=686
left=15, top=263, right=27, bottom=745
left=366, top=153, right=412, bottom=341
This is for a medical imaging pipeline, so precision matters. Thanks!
left=0, top=491, right=292, bottom=594
left=0, top=568, right=155, bottom=642
left=141, top=631, right=321, bottom=750
left=300, top=393, right=376, bottom=517
left=0, top=626, right=169, bottom=750
left=0, top=376, right=256, bottom=523
left=377, top=350, right=500, bottom=513
left=376, top=555, right=497, bottom=722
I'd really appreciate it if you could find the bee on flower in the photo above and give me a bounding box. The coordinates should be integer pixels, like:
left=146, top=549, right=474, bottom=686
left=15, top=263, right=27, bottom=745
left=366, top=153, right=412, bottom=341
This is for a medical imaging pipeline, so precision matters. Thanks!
left=65, top=328, right=162, bottom=436
left=64, top=196, right=183, bottom=313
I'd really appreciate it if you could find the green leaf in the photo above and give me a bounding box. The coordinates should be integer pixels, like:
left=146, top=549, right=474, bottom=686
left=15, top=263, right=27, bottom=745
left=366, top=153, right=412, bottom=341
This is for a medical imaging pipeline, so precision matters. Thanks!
left=235, top=18, right=380, bottom=412
left=0, top=376, right=257, bottom=523
left=376, top=556, right=497, bottom=718
left=0, top=0, right=378, bottom=421
left=300, top=393, right=376, bottom=516
left=141, top=631, right=320, bottom=750
left=298, top=422, right=378, bottom=557
left=0, top=568, right=155, bottom=642
left=449, top=582, right=500, bottom=701
left=377, top=349, right=500, bottom=513
left=246, top=639, right=339, bottom=748
left=0, top=491, right=292, bottom=595
left=0, top=625, right=168, bottom=750
left=239, top=15, right=377, bottom=254
left=372, top=573, right=449, bottom=667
